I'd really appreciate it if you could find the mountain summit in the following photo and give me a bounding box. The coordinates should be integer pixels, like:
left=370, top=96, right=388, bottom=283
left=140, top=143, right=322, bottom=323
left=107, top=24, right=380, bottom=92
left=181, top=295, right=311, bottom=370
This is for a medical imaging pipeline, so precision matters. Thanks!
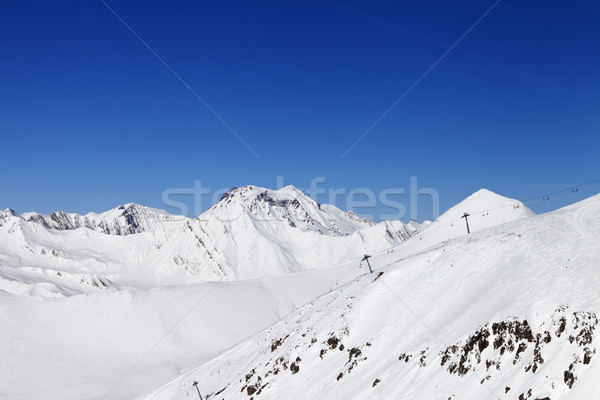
left=410, top=188, right=536, bottom=247
left=208, top=185, right=373, bottom=236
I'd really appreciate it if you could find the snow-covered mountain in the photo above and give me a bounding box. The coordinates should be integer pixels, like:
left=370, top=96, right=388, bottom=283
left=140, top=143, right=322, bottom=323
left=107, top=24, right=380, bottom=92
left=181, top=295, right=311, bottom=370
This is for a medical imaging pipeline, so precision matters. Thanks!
left=415, top=188, right=535, bottom=243
left=0, top=187, right=537, bottom=298
left=4, top=185, right=590, bottom=400
left=139, top=193, right=600, bottom=400
left=208, top=185, right=374, bottom=235
left=0, top=185, right=414, bottom=296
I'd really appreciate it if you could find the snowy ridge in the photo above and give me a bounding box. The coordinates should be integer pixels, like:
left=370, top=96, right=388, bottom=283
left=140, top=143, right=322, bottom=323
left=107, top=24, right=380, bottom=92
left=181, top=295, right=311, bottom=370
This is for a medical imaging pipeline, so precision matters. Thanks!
left=0, top=185, right=413, bottom=295
left=182, top=186, right=411, bottom=280
left=0, top=187, right=537, bottom=297
left=139, top=194, right=600, bottom=400
left=22, top=203, right=181, bottom=235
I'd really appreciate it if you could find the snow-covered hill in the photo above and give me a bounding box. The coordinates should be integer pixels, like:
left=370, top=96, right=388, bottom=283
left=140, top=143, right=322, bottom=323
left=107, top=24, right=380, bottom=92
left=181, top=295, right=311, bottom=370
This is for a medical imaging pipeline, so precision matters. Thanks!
left=416, top=188, right=535, bottom=243
left=351, top=188, right=536, bottom=268
left=139, top=193, right=600, bottom=400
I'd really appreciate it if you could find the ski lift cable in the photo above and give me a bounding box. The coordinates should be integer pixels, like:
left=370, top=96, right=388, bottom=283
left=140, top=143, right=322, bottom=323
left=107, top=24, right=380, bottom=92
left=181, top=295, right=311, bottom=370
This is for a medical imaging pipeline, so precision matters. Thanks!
left=521, top=178, right=600, bottom=203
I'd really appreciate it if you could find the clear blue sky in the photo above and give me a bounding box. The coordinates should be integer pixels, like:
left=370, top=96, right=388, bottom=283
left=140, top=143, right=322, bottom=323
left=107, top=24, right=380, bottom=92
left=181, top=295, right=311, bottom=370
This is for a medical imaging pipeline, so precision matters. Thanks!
left=1, top=0, right=598, bottom=221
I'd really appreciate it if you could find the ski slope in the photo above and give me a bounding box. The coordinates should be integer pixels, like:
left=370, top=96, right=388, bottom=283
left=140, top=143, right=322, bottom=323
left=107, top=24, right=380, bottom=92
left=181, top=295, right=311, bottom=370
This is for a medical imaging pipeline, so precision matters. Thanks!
left=140, top=193, right=600, bottom=400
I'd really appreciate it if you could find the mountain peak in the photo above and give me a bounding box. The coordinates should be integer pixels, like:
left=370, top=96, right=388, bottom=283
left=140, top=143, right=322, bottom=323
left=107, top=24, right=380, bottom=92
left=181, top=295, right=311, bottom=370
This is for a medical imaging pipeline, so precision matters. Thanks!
left=466, top=188, right=506, bottom=201
left=453, top=188, right=534, bottom=216
left=209, top=184, right=372, bottom=236
left=218, top=185, right=308, bottom=203
left=213, top=185, right=315, bottom=213
left=1, top=208, right=17, bottom=217
left=471, top=187, right=494, bottom=195
left=0, top=209, right=17, bottom=227
left=419, top=188, right=535, bottom=241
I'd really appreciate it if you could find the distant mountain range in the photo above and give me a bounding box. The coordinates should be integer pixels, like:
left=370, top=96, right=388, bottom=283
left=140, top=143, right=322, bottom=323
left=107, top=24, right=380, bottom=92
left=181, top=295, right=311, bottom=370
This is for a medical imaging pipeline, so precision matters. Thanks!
left=0, top=185, right=427, bottom=296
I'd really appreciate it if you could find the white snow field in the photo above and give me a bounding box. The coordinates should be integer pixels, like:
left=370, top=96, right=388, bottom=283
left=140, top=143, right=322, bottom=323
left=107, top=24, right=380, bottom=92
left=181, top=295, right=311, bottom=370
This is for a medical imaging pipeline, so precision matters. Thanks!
left=1, top=186, right=598, bottom=400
